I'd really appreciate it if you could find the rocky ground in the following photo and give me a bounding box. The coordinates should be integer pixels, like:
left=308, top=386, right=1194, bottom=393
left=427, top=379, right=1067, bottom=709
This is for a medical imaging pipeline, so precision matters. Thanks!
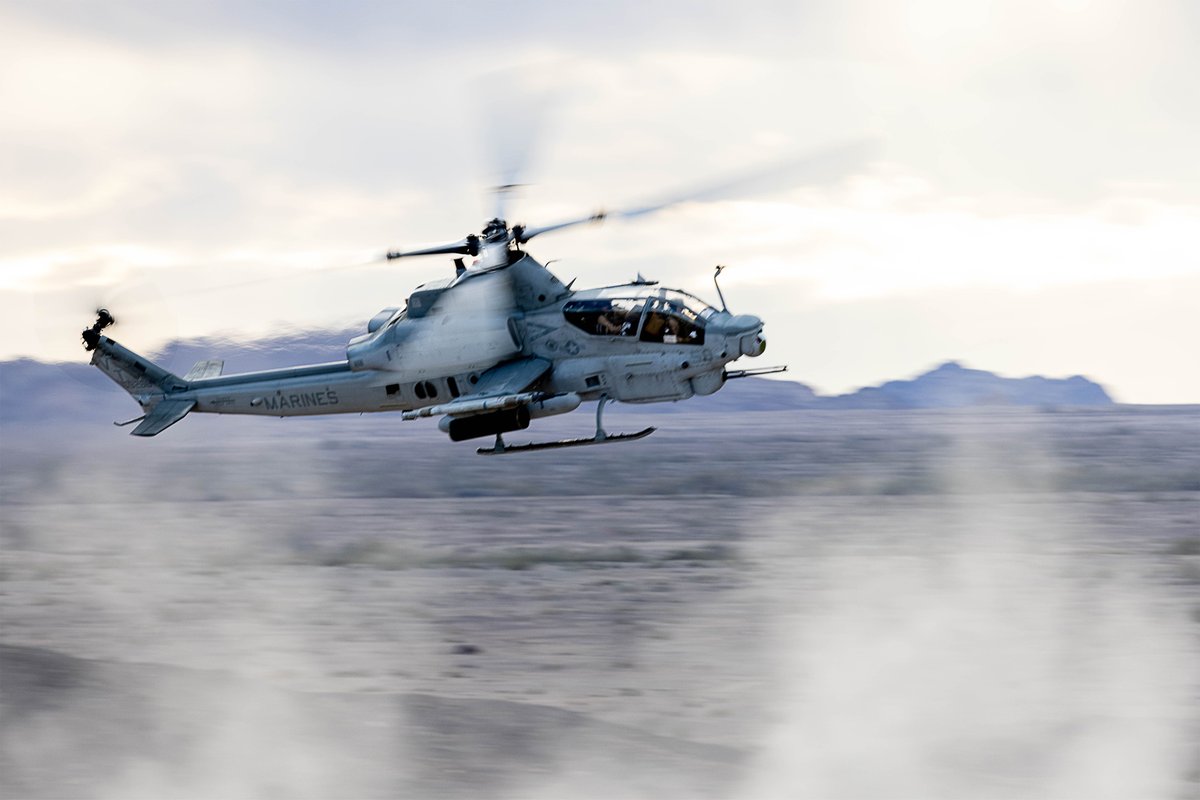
left=2, top=406, right=1198, bottom=798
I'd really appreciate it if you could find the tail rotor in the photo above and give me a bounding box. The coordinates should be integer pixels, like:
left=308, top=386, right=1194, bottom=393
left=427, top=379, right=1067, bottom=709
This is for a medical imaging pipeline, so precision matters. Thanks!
left=82, top=308, right=115, bottom=351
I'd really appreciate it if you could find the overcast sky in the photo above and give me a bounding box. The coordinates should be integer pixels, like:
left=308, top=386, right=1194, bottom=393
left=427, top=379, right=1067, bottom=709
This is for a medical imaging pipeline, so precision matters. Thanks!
left=2, top=0, right=1198, bottom=402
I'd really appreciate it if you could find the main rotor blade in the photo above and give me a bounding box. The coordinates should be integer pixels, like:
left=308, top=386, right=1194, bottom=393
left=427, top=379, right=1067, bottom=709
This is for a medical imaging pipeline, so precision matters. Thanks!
left=613, top=139, right=878, bottom=220
left=479, top=64, right=564, bottom=222
left=516, top=139, right=878, bottom=244
left=386, top=236, right=480, bottom=260
left=514, top=212, right=606, bottom=244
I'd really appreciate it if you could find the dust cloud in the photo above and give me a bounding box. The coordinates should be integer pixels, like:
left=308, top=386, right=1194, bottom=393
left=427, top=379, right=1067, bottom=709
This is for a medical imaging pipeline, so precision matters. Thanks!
left=742, top=508, right=1195, bottom=798
left=734, top=423, right=1197, bottom=799
left=2, top=500, right=418, bottom=799
left=1, top=408, right=1197, bottom=798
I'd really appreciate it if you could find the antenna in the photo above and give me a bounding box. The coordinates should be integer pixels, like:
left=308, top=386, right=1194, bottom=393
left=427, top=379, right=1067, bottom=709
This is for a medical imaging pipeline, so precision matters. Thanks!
left=713, top=265, right=729, bottom=313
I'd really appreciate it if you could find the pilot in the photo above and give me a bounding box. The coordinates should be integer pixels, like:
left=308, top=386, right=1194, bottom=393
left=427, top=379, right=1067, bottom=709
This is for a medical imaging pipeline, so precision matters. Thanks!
left=641, top=312, right=666, bottom=341
left=596, top=312, right=622, bottom=335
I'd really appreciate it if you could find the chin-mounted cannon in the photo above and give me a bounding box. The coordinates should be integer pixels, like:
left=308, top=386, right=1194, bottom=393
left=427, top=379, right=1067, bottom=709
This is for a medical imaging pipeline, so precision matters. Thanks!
left=82, top=308, right=115, bottom=351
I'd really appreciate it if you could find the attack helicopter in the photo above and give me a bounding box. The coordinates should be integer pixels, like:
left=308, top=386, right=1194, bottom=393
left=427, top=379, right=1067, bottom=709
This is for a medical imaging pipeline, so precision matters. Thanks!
left=82, top=143, right=865, bottom=454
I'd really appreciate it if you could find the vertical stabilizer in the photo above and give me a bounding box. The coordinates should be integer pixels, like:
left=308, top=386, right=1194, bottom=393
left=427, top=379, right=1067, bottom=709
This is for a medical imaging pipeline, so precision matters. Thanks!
left=82, top=311, right=190, bottom=434
left=88, top=336, right=187, bottom=404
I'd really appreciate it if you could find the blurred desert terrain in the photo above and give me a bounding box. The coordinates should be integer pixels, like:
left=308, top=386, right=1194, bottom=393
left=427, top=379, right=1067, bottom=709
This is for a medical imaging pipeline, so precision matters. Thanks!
left=2, top=405, right=1198, bottom=798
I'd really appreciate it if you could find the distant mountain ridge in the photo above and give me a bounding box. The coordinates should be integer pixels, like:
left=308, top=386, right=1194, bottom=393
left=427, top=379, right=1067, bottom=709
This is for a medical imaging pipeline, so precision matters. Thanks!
left=817, top=360, right=1112, bottom=409
left=0, top=328, right=1113, bottom=424
left=680, top=360, right=1111, bottom=412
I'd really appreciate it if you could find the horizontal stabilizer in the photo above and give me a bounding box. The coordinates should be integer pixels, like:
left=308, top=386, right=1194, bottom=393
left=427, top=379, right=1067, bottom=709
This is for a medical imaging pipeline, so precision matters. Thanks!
left=131, top=399, right=196, bottom=437
left=184, top=359, right=224, bottom=380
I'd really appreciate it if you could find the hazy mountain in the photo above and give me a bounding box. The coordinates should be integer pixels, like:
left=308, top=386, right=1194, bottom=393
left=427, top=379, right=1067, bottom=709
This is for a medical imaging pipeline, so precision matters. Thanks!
left=0, top=331, right=1113, bottom=426
left=816, top=360, right=1113, bottom=410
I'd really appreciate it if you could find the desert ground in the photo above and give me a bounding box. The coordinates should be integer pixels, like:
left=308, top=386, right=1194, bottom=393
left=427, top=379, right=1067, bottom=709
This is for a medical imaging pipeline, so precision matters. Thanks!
left=2, top=406, right=1198, bottom=798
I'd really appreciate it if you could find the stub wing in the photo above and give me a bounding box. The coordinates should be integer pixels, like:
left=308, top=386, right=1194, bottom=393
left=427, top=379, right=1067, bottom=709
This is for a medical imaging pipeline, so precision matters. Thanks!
left=131, top=399, right=196, bottom=437
left=402, top=357, right=552, bottom=421
left=470, top=357, right=551, bottom=397
left=400, top=357, right=554, bottom=422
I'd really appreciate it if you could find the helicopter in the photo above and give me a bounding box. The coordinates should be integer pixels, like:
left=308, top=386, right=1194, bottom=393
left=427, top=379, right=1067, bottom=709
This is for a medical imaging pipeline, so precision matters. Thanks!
left=81, top=143, right=866, bottom=454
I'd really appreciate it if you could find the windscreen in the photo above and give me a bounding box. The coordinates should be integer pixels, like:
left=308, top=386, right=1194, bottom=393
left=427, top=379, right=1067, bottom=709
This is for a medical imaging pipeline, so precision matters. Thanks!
left=562, top=298, right=645, bottom=337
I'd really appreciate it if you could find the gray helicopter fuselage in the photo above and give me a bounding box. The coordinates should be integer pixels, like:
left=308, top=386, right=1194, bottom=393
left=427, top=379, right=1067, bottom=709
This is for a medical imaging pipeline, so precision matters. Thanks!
left=169, top=254, right=764, bottom=420
left=86, top=252, right=768, bottom=445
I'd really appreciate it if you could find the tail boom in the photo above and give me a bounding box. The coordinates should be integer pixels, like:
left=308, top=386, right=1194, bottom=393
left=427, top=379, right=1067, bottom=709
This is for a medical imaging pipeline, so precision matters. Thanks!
left=89, top=335, right=188, bottom=405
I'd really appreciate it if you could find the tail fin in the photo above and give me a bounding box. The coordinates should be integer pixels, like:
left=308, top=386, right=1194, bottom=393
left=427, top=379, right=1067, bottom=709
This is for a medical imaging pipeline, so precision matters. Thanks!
left=83, top=313, right=191, bottom=435
left=87, top=335, right=188, bottom=404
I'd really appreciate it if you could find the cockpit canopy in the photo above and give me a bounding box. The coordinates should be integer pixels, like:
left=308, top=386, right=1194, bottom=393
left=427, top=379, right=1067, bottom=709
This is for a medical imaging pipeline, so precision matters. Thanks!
left=563, top=288, right=714, bottom=345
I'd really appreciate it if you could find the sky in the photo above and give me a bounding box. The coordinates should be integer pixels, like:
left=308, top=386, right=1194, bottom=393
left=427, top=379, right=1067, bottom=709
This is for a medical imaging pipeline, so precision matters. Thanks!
left=2, top=0, right=1198, bottom=402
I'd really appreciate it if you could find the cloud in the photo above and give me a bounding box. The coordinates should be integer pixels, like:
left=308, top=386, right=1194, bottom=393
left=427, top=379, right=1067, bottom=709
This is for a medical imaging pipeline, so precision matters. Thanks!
left=2, top=0, right=1199, bottom=401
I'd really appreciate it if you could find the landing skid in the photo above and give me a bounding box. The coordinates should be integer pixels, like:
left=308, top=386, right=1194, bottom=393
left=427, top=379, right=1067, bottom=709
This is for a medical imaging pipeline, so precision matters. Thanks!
left=477, top=395, right=655, bottom=455
left=477, top=427, right=655, bottom=455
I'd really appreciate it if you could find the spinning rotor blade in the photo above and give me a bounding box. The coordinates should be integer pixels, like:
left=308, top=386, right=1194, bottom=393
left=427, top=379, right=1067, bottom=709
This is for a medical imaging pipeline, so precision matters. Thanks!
left=613, top=139, right=877, bottom=219
left=515, top=139, right=878, bottom=244
left=385, top=235, right=480, bottom=261
left=514, top=212, right=606, bottom=244
left=480, top=64, right=563, bottom=222
left=32, top=272, right=180, bottom=386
